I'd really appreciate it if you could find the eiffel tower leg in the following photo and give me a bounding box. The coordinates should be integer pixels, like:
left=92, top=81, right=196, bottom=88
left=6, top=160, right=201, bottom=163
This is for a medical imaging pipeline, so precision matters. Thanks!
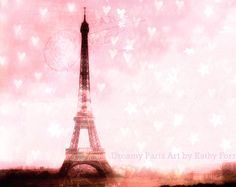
left=88, top=123, right=101, bottom=150
left=70, top=126, right=80, bottom=149
left=59, top=160, right=73, bottom=177
left=97, top=161, right=113, bottom=177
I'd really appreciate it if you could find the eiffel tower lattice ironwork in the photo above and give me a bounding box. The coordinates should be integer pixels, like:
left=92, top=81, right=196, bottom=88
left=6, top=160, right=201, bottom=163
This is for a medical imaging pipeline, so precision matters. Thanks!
left=60, top=8, right=112, bottom=177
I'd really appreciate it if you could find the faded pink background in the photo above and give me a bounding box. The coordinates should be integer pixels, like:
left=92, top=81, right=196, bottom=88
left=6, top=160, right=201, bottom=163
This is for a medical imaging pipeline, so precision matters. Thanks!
left=0, top=0, right=236, bottom=173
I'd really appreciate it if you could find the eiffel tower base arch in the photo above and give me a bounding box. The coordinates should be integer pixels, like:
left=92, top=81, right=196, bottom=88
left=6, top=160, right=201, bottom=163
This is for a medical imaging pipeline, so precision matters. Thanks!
left=59, top=160, right=113, bottom=177
left=59, top=150, right=113, bottom=177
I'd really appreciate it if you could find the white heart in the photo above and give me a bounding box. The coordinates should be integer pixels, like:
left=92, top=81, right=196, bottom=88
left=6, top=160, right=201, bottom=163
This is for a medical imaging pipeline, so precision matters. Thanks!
left=39, top=7, right=48, bottom=16
left=17, top=52, right=26, bottom=61
left=123, top=52, right=131, bottom=63
left=116, top=8, right=125, bottom=19
left=97, top=83, right=106, bottom=92
left=111, top=36, right=119, bottom=45
left=45, top=87, right=55, bottom=95
left=133, top=17, right=141, bottom=27
left=0, top=56, right=6, bottom=66
left=109, top=49, right=117, bottom=59
left=14, top=25, right=22, bottom=35
left=103, top=6, right=111, bottom=15
left=34, top=72, right=42, bottom=80
left=31, top=36, right=39, bottom=46
left=14, top=79, right=23, bottom=88
left=147, top=27, right=156, bottom=37
left=154, top=0, right=163, bottom=10
left=176, top=0, right=184, bottom=9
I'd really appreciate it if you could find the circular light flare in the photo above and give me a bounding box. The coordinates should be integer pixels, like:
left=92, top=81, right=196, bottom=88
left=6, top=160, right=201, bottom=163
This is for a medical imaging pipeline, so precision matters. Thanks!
left=44, top=30, right=80, bottom=71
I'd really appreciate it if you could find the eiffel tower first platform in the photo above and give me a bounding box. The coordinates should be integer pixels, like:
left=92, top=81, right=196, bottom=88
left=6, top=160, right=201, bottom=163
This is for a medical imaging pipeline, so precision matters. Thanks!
left=60, top=8, right=113, bottom=177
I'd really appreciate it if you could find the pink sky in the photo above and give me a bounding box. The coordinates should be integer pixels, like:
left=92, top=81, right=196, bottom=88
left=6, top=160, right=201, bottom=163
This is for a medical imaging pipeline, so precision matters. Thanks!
left=0, top=0, right=236, bottom=173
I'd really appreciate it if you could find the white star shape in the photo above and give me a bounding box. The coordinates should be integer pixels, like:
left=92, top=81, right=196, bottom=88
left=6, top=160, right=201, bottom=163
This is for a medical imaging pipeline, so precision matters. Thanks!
left=176, top=90, right=185, bottom=98
left=48, top=122, right=62, bottom=137
left=198, top=64, right=209, bottom=76
left=171, top=146, right=181, bottom=154
left=220, top=139, right=232, bottom=151
left=204, top=5, right=214, bottom=17
left=167, top=68, right=179, bottom=84
left=137, top=141, right=146, bottom=151
left=143, top=160, right=152, bottom=168
left=184, top=48, right=195, bottom=55
left=0, top=104, right=11, bottom=115
left=153, top=121, right=164, bottom=132
left=124, top=102, right=137, bottom=115
left=173, top=114, right=184, bottom=127
left=188, top=133, right=200, bottom=145
left=118, top=19, right=126, bottom=28
left=231, top=75, right=236, bottom=84
left=161, top=82, right=173, bottom=93
left=210, top=113, right=223, bottom=127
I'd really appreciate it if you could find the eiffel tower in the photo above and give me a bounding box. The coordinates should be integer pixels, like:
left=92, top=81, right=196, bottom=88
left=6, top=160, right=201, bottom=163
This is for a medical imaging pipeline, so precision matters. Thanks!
left=60, top=8, right=112, bottom=177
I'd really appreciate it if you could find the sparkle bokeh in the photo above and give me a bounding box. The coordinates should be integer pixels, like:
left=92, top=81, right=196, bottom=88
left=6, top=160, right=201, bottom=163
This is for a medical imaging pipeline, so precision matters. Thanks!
left=0, top=0, right=236, bottom=173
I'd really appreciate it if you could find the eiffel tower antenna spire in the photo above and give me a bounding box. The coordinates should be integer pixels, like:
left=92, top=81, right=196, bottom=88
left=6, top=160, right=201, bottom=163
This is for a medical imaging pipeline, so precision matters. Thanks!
left=83, top=7, right=86, bottom=21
